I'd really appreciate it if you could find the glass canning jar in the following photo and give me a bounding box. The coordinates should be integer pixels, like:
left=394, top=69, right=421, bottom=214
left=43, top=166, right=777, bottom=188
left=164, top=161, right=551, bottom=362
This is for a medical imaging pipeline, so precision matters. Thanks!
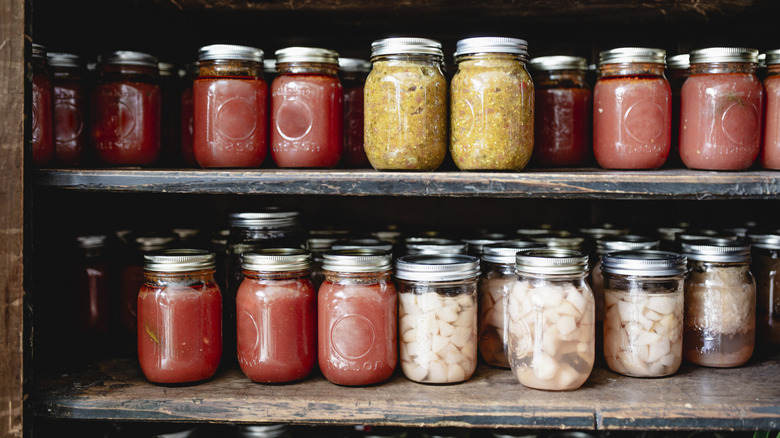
left=680, top=47, right=763, bottom=170
left=91, top=50, right=161, bottom=165
left=529, top=55, right=591, bottom=167
left=508, top=249, right=595, bottom=390
left=194, top=44, right=267, bottom=168
left=681, top=239, right=756, bottom=367
left=339, top=58, right=372, bottom=168
left=602, top=250, right=687, bottom=377
left=137, top=249, right=222, bottom=384
left=364, top=37, right=447, bottom=170
left=749, top=232, right=780, bottom=345
left=593, top=47, right=672, bottom=169
left=478, top=240, right=544, bottom=368
left=319, top=249, right=397, bottom=386
left=68, top=235, right=112, bottom=334
left=666, top=53, right=690, bottom=167
left=48, top=52, right=89, bottom=166
left=404, top=237, right=468, bottom=256
left=236, top=249, right=316, bottom=383
left=762, top=49, right=780, bottom=169
left=271, top=47, right=343, bottom=168
left=450, top=37, right=534, bottom=170
left=395, top=254, right=480, bottom=383
left=31, top=43, right=55, bottom=166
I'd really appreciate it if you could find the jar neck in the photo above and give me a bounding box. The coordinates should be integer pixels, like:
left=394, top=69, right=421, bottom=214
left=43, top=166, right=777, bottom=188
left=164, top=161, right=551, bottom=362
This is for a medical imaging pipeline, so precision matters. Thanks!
left=516, top=271, right=588, bottom=281
left=766, top=65, right=780, bottom=78
left=599, top=62, right=665, bottom=78
left=372, top=53, right=443, bottom=67
left=532, top=69, right=588, bottom=89
left=32, top=57, right=48, bottom=74
left=602, top=272, right=684, bottom=282
left=276, top=61, right=339, bottom=77
left=242, top=269, right=311, bottom=280
left=340, top=70, right=369, bottom=84
left=51, top=66, right=85, bottom=81
left=144, top=268, right=217, bottom=284
left=455, top=52, right=525, bottom=64
left=690, top=62, right=756, bottom=75
left=688, top=259, right=750, bottom=268
left=99, top=63, right=158, bottom=82
left=198, top=59, right=263, bottom=79
left=322, top=269, right=393, bottom=283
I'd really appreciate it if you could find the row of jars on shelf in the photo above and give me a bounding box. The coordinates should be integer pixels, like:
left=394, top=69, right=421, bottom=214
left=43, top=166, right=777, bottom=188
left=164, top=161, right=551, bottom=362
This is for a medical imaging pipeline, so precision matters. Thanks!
left=63, top=209, right=780, bottom=390
left=29, top=37, right=780, bottom=171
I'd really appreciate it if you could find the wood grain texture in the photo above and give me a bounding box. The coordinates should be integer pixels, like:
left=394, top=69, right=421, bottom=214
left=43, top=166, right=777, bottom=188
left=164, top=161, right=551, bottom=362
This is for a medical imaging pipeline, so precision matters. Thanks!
left=34, top=168, right=780, bottom=200
left=0, top=0, right=25, bottom=437
left=33, top=355, right=780, bottom=430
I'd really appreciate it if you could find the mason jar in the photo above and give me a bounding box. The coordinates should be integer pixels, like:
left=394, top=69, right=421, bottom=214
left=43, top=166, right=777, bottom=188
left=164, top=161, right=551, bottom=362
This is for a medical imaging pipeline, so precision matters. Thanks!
left=749, top=232, right=780, bottom=345
left=602, top=250, right=686, bottom=377
left=507, top=249, right=595, bottom=390
left=681, top=239, right=756, bottom=367
left=339, top=58, right=372, bottom=168
left=404, top=237, right=468, bottom=256
left=762, top=49, right=780, bottom=169
left=48, top=51, right=88, bottom=166
left=395, top=254, right=480, bottom=383
left=31, top=43, right=55, bottom=166
left=667, top=53, right=690, bottom=167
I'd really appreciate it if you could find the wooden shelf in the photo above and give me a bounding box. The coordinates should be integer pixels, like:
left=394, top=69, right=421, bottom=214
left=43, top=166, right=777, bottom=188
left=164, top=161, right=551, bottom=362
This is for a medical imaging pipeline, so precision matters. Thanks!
left=33, top=168, right=780, bottom=200
left=34, top=354, right=780, bottom=430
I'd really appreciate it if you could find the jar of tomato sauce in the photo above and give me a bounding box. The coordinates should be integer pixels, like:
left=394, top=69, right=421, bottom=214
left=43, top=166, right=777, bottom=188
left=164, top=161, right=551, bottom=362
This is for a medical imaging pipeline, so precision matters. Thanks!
left=319, top=249, right=397, bottom=386
left=48, top=52, right=88, bottom=167
left=593, top=47, right=671, bottom=169
left=450, top=37, right=534, bottom=170
left=69, top=235, right=112, bottom=334
left=339, top=58, right=371, bottom=168
left=667, top=54, right=690, bottom=167
left=137, top=249, right=222, bottom=384
left=91, top=50, right=161, bottom=166
left=236, top=249, right=316, bottom=383
left=193, top=44, right=267, bottom=168
left=180, top=62, right=198, bottom=167
left=31, top=43, right=55, bottom=166
left=529, top=55, right=591, bottom=167
left=680, top=47, right=763, bottom=170
left=364, top=37, right=447, bottom=170
left=762, top=50, right=780, bottom=169
left=271, top=47, right=343, bottom=168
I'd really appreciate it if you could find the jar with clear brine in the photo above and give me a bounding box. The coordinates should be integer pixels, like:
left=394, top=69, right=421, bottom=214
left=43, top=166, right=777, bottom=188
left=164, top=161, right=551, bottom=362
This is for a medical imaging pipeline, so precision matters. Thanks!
left=450, top=37, right=534, bottom=170
left=364, top=37, right=447, bottom=170
left=602, top=250, right=686, bottom=377
left=682, top=239, right=755, bottom=367
left=396, top=254, right=480, bottom=383
left=749, top=233, right=780, bottom=344
left=508, top=249, right=595, bottom=390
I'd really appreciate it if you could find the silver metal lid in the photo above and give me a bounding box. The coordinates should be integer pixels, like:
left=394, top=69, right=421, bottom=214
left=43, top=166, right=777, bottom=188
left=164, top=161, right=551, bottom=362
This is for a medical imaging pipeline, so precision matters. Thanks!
left=242, top=248, right=311, bottom=272
left=236, top=424, right=289, bottom=438
left=370, top=37, right=443, bottom=59
left=404, top=237, right=468, bottom=256
left=75, top=235, right=108, bottom=249
left=306, top=237, right=339, bottom=252
left=689, top=47, right=759, bottom=64
left=228, top=209, right=300, bottom=228
left=158, top=62, right=176, bottom=76
left=749, top=232, right=780, bottom=250
left=601, top=250, right=687, bottom=276
left=482, top=240, right=546, bottom=264
left=339, top=58, right=372, bottom=72
left=144, top=249, right=216, bottom=272
left=133, top=235, right=178, bottom=251
left=598, top=47, right=666, bottom=66
left=667, top=54, right=690, bottom=70
left=454, top=37, right=528, bottom=57
left=463, top=237, right=509, bottom=256
left=681, top=238, right=751, bottom=262
left=596, top=235, right=660, bottom=255
left=32, top=43, right=47, bottom=60
left=47, top=52, right=82, bottom=68
left=764, top=49, right=780, bottom=66
left=322, top=248, right=393, bottom=273
left=332, top=238, right=394, bottom=252
left=528, top=55, right=588, bottom=71
left=275, top=47, right=339, bottom=65
left=198, top=44, right=264, bottom=62
left=100, top=50, right=158, bottom=68
left=515, top=248, right=589, bottom=275
left=677, top=229, right=739, bottom=244
left=529, top=233, right=585, bottom=250
left=578, top=226, right=630, bottom=241
left=263, top=58, right=276, bottom=73
left=395, top=254, right=480, bottom=282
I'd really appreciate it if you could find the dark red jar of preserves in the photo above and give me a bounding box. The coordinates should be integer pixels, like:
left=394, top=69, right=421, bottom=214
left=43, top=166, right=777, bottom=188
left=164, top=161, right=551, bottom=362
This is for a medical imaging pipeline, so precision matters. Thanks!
left=193, top=44, right=267, bottom=168
left=593, top=48, right=671, bottom=169
left=680, top=47, right=763, bottom=170
left=339, top=58, right=371, bottom=168
left=529, top=55, right=591, bottom=167
left=179, top=62, right=198, bottom=167
left=666, top=54, right=690, bottom=167
left=271, top=47, right=343, bottom=168
left=48, top=52, right=88, bottom=167
left=319, top=249, right=397, bottom=386
left=69, top=235, right=112, bottom=334
left=91, top=51, right=161, bottom=165
left=31, top=43, right=55, bottom=166
left=137, top=249, right=222, bottom=384
left=762, top=49, right=780, bottom=169
left=237, top=249, right=316, bottom=383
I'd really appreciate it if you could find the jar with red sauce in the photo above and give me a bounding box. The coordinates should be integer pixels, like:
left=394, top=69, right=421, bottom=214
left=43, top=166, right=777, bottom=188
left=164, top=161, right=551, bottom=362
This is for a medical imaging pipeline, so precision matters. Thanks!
left=68, top=235, right=112, bottom=334
left=529, top=55, right=591, bottom=167
left=749, top=232, right=780, bottom=345
left=48, top=52, right=89, bottom=167
left=194, top=44, right=267, bottom=168
left=271, top=47, right=343, bottom=168
left=318, top=249, right=397, bottom=386
left=593, top=47, right=672, bottom=169
left=761, top=50, right=780, bottom=169
left=91, top=50, right=161, bottom=166
left=339, top=58, right=371, bottom=167
left=31, top=43, right=55, bottom=166
left=680, top=47, right=763, bottom=170
left=236, top=249, right=316, bottom=383
left=179, top=62, right=198, bottom=167
left=137, top=249, right=222, bottom=384
left=667, top=54, right=690, bottom=167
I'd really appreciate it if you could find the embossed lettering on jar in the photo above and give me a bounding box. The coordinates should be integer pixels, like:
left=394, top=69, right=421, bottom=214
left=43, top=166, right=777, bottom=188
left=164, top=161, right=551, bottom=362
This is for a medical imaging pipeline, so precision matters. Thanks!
left=680, top=47, right=763, bottom=170
left=271, top=47, right=343, bottom=168
left=49, top=52, right=88, bottom=166
left=593, top=48, right=672, bottom=169
left=31, top=44, right=55, bottom=166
